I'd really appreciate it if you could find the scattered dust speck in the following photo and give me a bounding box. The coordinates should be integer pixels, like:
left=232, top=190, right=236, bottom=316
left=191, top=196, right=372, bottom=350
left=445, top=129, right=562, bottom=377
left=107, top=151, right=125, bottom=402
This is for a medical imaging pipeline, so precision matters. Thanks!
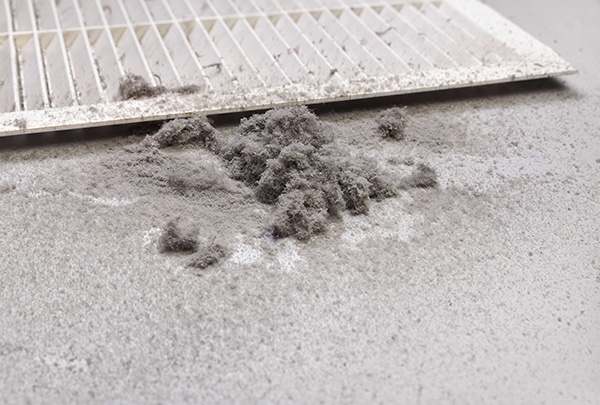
left=0, top=182, right=16, bottom=194
left=41, top=355, right=90, bottom=372
left=341, top=200, right=422, bottom=246
left=13, top=118, right=27, bottom=130
left=68, top=192, right=136, bottom=207
left=26, top=190, right=53, bottom=199
left=341, top=226, right=368, bottom=247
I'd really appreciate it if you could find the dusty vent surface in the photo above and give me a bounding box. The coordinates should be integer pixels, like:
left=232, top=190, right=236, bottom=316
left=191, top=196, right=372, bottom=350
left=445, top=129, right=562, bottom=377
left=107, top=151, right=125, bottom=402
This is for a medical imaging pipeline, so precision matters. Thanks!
left=0, top=0, right=576, bottom=136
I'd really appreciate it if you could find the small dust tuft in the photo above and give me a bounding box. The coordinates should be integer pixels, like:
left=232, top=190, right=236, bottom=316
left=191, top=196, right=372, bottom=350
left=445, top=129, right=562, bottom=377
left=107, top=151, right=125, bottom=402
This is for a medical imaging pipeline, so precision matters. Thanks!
left=398, top=163, right=439, bottom=189
left=173, top=85, right=202, bottom=95
left=188, top=242, right=227, bottom=269
left=376, top=106, right=407, bottom=140
left=13, top=118, right=27, bottom=130
left=118, top=73, right=167, bottom=100
left=118, top=74, right=201, bottom=100
left=157, top=219, right=199, bottom=253
left=143, top=115, right=219, bottom=151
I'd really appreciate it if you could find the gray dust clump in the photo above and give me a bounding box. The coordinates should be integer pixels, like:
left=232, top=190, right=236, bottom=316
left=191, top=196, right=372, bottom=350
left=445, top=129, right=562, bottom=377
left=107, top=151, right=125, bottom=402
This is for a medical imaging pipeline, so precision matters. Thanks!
left=118, top=73, right=201, bottom=100
left=157, top=219, right=199, bottom=253
left=188, top=242, right=227, bottom=269
left=221, top=105, right=331, bottom=186
left=220, top=106, right=397, bottom=240
left=376, top=106, right=407, bottom=140
left=118, top=73, right=167, bottom=100
left=143, top=115, right=219, bottom=151
left=157, top=220, right=227, bottom=269
left=333, top=158, right=398, bottom=214
left=13, top=118, right=27, bottom=130
left=399, top=163, right=439, bottom=189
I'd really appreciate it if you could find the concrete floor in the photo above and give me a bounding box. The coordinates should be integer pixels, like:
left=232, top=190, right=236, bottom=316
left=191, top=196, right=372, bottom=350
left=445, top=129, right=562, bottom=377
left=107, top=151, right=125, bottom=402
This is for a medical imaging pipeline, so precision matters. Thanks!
left=1, top=0, right=599, bottom=404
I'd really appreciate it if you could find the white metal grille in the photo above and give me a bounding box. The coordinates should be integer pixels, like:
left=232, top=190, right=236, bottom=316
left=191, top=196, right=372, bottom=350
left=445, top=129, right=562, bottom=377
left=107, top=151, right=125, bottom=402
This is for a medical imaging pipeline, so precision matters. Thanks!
left=0, top=0, right=576, bottom=136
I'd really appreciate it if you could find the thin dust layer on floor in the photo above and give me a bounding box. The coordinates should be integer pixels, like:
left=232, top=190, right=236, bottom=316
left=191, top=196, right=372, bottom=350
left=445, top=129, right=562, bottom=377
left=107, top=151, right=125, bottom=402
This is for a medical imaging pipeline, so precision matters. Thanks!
left=0, top=88, right=599, bottom=404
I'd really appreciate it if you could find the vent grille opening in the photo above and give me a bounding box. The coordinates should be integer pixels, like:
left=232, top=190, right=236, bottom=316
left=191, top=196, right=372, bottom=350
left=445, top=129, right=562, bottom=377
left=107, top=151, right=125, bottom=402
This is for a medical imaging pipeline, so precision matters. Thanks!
left=0, top=0, right=576, bottom=136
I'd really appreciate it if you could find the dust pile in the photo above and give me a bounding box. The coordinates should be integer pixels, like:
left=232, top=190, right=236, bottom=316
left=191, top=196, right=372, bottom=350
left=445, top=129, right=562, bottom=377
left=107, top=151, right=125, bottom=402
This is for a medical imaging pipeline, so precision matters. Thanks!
left=115, top=105, right=437, bottom=267
left=219, top=106, right=399, bottom=240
